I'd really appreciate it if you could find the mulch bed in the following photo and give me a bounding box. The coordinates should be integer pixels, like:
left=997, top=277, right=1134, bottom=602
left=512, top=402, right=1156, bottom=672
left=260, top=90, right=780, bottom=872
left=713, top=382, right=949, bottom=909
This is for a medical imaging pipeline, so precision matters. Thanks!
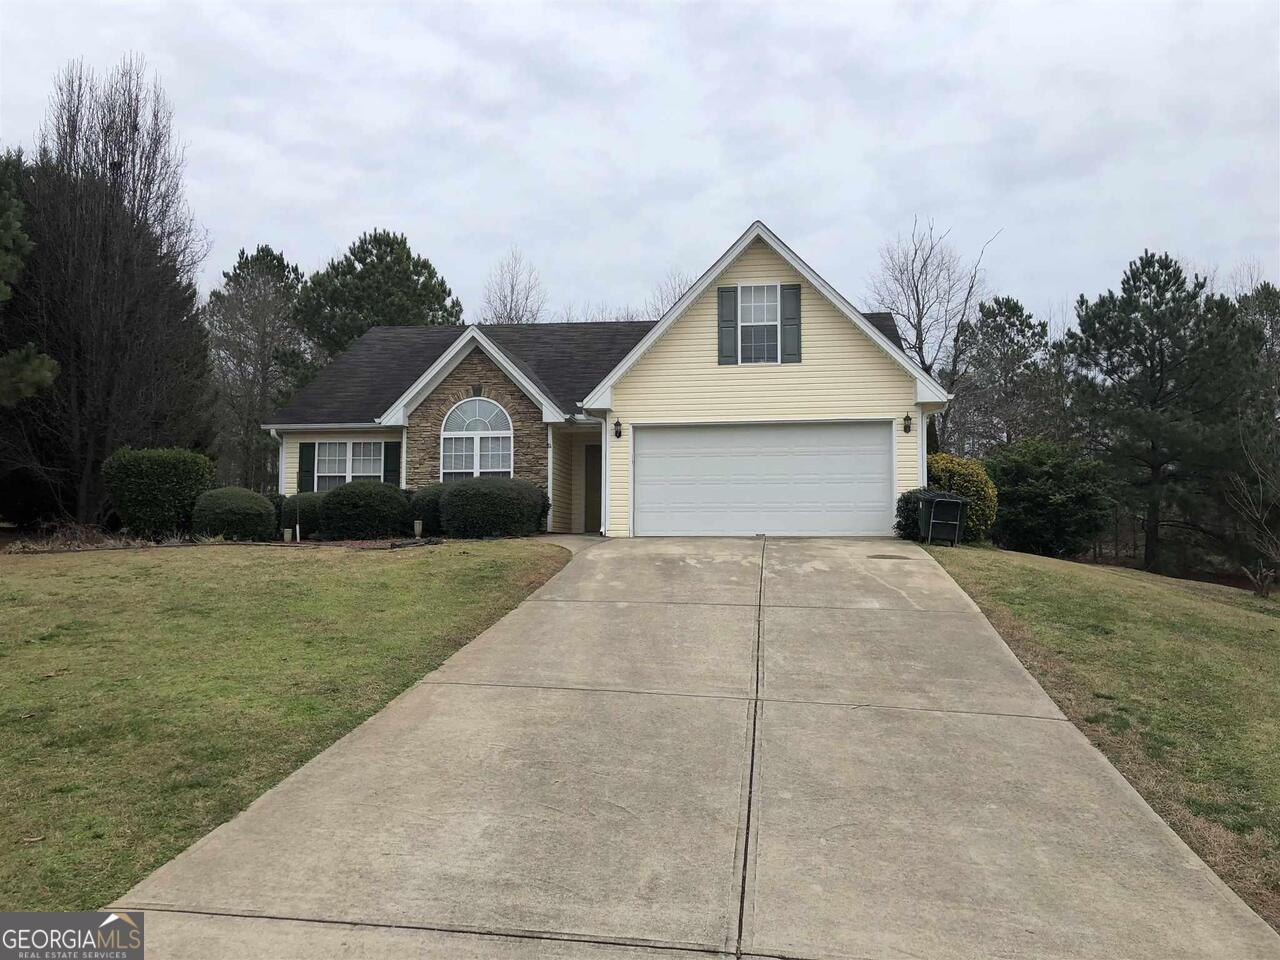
left=3, top=535, right=446, bottom=556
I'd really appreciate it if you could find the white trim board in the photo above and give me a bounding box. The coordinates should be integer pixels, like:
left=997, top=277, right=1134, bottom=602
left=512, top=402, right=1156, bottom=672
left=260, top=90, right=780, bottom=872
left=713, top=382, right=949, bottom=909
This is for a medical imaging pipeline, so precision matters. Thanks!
left=581, top=220, right=951, bottom=410
left=262, top=421, right=387, bottom=431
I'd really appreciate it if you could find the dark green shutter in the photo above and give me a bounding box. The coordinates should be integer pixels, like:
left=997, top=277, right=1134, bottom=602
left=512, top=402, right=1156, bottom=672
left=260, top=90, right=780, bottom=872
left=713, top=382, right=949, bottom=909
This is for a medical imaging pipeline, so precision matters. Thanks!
left=383, top=441, right=402, bottom=487
left=717, top=286, right=738, bottom=365
left=781, top=283, right=801, bottom=363
left=297, top=442, right=315, bottom=493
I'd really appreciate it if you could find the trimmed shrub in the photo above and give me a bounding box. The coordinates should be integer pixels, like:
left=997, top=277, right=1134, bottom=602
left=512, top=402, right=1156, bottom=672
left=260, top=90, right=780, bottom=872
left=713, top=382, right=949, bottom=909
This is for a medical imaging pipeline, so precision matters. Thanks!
left=192, top=487, right=277, bottom=541
left=439, top=477, right=549, bottom=538
left=409, top=483, right=446, bottom=536
left=319, top=480, right=409, bottom=540
left=927, top=453, right=998, bottom=542
left=894, top=486, right=947, bottom=541
left=282, top=491, right=326, bottom=539
left=985, top=439, right=1110, bottom=557
left=102, top=447, right=216, bottom=539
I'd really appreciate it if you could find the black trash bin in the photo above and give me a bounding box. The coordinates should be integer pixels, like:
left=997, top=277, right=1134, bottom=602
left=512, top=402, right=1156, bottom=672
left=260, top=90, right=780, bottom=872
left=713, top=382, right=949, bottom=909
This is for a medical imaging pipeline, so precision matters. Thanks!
left=917, top=491, right=968, bottom=545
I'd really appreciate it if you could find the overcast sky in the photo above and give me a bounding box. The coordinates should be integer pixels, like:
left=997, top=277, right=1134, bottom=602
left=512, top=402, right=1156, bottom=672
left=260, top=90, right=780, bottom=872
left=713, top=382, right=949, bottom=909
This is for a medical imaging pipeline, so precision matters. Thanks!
left=3, top=1, right=1277, bottom=326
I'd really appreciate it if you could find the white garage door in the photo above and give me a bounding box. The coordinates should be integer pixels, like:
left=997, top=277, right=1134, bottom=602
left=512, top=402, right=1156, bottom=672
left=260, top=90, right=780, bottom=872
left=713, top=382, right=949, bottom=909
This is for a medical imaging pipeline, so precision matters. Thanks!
left=632, top=422, right=894, bottom=536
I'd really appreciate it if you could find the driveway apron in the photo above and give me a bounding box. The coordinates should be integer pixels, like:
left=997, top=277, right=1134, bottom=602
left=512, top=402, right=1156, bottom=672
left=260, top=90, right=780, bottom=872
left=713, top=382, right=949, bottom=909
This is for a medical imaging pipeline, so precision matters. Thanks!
left=118, top=537, right=1280, bottom=960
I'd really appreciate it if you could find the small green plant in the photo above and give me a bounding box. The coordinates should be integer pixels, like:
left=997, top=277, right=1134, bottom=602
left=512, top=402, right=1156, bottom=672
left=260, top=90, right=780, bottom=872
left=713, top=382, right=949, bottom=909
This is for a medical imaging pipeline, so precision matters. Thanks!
left=192, top=487, right=277, bottom=541
left=439, top=477, right=548, bottom=538
left=102, top=447, right=215, bottom=539
left=319, top=481, right=409, bottom=540
left=927, top=453, right=997, bottom=542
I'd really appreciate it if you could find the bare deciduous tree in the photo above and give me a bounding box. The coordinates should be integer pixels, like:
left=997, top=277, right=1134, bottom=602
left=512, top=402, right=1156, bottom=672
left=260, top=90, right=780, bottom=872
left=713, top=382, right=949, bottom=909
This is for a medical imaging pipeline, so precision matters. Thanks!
left=1226, top=428, right=1280, bottom=597
left=555, top=301, right=643, bottom=323
left=867, top=217, right=996, bottom=450
left=556, top=268, right=693, bottom=324
left=0, top=56, right=212, bottom=521
left=481, top=245, right=547, bottom=324
left=644, top=268, right=694, bottom=318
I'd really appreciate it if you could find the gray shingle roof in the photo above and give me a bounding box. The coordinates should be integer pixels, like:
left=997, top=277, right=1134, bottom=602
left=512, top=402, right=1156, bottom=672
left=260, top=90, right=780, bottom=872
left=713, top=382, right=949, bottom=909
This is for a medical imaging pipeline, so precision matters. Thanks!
left=862, top=311, right=905, bottom=352
left=269, top=312, right=909, bottom=426
left=268, top=321, right=656, bottom=424
left=269, top=326, right=467, bottom=424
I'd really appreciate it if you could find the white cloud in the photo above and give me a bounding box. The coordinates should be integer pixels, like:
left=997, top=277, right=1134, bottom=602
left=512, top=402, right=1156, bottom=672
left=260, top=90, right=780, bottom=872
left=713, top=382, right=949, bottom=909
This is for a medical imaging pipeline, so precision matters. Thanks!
left=1, top=0, right=1276, bottom=324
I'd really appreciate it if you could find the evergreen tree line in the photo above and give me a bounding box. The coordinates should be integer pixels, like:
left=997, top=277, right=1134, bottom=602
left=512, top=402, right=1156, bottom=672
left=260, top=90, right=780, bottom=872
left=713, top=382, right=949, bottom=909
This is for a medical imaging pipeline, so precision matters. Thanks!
left=869, top=220, right=1280, bottom=577
left=0, top=58, right=464, bottom=520
left=3, top=58, right=1277, bottom=584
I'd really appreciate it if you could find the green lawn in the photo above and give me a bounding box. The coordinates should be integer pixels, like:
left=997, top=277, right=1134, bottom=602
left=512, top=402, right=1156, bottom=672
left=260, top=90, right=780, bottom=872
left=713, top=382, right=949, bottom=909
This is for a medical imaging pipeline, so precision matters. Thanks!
left=930, top=545, right=1280, bottom=929
left=0, top=540, right=567, bottom=911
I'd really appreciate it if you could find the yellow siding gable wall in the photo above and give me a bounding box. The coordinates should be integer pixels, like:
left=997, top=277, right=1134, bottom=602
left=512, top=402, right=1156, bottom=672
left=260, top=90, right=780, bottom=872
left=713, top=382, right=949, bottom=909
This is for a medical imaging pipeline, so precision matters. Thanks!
left=605, top=238, right=922, bottom=537
left=279, top=429, right=405, bottom=495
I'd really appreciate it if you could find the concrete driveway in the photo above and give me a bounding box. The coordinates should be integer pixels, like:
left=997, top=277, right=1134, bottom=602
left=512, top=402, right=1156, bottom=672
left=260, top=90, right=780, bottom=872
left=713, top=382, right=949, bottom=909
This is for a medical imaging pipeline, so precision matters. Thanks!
left=119, top=537, right=1280, bottom=959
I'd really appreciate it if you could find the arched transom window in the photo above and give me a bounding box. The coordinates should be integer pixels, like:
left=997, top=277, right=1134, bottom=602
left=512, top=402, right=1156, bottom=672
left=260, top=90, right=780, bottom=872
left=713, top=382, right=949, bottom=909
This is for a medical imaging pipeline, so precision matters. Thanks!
left=441, top=397, right=513, bottom=482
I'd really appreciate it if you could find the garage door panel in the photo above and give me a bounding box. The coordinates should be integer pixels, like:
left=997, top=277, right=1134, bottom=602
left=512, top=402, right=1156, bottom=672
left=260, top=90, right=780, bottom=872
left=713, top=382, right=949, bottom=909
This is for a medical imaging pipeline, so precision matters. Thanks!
left=633, top=423, right=892, bottom=537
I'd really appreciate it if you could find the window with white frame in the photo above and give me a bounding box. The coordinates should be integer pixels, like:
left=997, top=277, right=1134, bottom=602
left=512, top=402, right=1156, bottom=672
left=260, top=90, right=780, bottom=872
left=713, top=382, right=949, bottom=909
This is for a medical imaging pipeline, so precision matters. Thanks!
left=315, top=440, right=384, bottom=492
left=316, top=441, right=348, bottom=492
left=441, top=398, right=513, bottom=482
left=738, top=284, right=779, bottom=363
left=350, top=441, right=383, bottom=481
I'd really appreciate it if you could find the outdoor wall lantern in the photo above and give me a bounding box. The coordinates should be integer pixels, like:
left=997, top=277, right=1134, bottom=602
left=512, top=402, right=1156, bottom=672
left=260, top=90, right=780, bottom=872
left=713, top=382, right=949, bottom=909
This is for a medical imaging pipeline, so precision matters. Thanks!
left=903, top=414, right=913, bottom=434
left=613, top=419, right=622, bottom=439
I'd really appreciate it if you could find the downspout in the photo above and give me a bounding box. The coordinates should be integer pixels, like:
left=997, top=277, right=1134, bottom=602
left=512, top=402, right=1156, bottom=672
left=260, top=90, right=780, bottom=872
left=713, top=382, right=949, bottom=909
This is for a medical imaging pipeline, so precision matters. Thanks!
left=601, top=416, right=609, bottom=536
left=270, top=429, right=284, bottom=496
left=271, top=429, right=298, bottom=543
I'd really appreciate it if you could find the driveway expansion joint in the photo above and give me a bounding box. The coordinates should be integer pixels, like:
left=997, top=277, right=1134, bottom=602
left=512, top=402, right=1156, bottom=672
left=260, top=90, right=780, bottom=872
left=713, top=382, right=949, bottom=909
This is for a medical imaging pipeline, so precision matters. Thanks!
left=733, top=536, right=767, bottom=958
left=120, top=905, right=736, bottom=958
left=759, top=696, right=1070, bottom=723
left=420, top=677, right=751, bottom=703
left=530, top=597, right=760, bottom=608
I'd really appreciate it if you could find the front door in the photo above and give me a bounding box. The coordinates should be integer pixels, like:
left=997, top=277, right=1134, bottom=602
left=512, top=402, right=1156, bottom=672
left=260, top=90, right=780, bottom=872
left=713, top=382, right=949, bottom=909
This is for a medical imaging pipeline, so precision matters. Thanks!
left=584, top=443, right=602, bottom=533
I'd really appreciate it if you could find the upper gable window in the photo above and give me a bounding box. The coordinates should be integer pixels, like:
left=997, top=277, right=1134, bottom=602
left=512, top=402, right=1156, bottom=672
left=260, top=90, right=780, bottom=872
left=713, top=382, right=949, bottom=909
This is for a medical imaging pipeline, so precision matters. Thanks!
left=738, top=284, right=779, bottom=364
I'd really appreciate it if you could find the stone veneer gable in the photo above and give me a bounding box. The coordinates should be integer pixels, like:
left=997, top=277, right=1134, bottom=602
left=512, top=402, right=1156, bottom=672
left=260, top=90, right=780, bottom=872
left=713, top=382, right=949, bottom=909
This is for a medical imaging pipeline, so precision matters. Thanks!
left=404, top=347, right=547, bottom=490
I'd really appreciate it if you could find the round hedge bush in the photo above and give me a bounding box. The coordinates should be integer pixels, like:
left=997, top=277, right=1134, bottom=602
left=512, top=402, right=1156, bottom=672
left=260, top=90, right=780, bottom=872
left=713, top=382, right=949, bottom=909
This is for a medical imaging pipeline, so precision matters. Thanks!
left=439, top=477, right=549, bottom=538
left=192, top=486, right=277, bottom=541
left=282, top=491, right=326, bottom=539
left=409, top=484, right=445, bottom=536
left=927, top=453, right=997, bottom=542
left=319, top=481, right=409, bottom=540
left=102, top=447, right=216, bottom=539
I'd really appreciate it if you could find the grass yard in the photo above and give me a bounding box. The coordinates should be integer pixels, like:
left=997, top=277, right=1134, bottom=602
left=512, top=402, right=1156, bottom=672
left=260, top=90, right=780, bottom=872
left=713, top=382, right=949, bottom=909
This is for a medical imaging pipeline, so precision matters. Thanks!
left=0, top=540, right=567, bottom=911
left=930, top=545, right=1280, bottom=929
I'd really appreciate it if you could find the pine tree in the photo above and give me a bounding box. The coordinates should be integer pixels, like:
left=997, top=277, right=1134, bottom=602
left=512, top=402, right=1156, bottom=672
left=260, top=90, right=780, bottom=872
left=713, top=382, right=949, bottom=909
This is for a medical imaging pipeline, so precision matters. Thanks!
left=1068, top=251, right=1262, bottom=570
left=958, top=296, right=1049, bottom=453
left=0, top=149, right=58, bottom=409
left=294, top=230, right=462, bottom=362
left=204, top=245, right=305, bottom=489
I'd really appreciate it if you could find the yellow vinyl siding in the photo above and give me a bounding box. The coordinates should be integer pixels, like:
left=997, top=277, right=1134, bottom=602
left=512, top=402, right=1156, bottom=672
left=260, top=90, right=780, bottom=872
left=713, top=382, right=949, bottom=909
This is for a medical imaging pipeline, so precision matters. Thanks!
left=548, top=426, right=574, bottom=533
left=606, top=238, right=921, bottom=536
left=279, top=429, right=403, bottom=495
left=547, top=426, right=600, bottom=534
